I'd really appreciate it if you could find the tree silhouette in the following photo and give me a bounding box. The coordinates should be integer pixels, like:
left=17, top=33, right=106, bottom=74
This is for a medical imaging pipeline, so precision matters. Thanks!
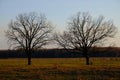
left=54, top=12, right=116, bottom=65
left=6, top=12, right=52, bottom=65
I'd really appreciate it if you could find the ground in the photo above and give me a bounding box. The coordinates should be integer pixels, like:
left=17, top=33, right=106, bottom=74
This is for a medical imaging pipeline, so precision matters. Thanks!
left=0, top=58, right=120, bottom=80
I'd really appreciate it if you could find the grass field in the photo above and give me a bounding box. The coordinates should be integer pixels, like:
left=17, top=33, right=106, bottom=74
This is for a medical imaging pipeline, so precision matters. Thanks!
left=0, top=58, right=120, bottom=80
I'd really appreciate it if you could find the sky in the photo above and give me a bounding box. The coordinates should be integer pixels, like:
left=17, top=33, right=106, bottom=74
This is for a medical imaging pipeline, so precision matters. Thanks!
left=0, top=0, right=120, bottom=49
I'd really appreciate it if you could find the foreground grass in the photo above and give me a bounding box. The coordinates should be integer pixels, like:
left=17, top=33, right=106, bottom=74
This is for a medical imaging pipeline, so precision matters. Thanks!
left=0, top=58, right=120, bottom=80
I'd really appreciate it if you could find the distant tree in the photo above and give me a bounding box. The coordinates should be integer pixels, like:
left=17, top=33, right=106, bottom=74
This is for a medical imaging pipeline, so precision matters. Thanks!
left=6, top=12, right=52, bottom=65
left=54, top=12, right=116, bottom=65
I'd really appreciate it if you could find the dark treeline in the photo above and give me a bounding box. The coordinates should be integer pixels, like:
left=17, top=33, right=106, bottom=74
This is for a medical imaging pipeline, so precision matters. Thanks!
left=0, top=47, right=120, bottom=58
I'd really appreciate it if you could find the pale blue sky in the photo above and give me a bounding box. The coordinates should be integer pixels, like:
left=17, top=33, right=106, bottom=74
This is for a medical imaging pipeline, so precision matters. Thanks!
left=0, top=0, right=120, bottom=49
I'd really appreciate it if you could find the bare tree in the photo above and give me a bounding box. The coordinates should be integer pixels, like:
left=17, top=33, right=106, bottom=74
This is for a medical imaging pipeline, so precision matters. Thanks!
left=6, top=12, right=52, bottom=65
left=54, top=12, right=116, bottom=65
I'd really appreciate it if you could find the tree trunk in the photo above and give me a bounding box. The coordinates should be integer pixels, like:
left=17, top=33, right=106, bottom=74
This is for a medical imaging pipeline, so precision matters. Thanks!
left=28, top=54, right=31, bottom=65
left=27, top=49, right=31, bottom=65
left=85, top=55, right=89, bottom=65
left=83, top=49, right=90, bottom=65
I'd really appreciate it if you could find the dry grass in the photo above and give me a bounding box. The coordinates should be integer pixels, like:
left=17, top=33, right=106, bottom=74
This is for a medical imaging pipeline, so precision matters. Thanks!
left=0, top=58, right=120, bottom=80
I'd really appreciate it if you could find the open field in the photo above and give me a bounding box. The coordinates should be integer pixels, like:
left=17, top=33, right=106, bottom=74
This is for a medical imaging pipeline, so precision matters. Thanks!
left=0, top=58, right=120, bottom=80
